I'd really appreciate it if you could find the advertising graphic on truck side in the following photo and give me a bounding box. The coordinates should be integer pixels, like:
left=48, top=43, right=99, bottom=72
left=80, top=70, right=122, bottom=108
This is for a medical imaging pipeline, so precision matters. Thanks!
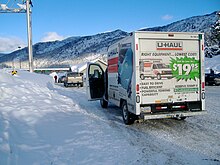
left=86, top=31, right=206, bottom=125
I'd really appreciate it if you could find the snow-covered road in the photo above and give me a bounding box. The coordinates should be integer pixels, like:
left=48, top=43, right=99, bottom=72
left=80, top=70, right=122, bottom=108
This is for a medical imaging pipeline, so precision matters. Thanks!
left=0, top=70, right=220, bottom=165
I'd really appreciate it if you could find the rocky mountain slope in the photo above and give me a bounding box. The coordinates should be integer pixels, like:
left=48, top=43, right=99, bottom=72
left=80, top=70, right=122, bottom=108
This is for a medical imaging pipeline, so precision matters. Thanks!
left=0, top=30, right=128, bottom=68
left=0, top=11, right=219, bottom=68
left=142, top=11, right=220, bottom=57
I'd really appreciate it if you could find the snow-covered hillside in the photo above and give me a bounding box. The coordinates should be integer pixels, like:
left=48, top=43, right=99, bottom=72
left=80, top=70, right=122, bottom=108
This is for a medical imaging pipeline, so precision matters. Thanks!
left=0, top=30, right=128, bottom=68
left=143, top=11, right=220, bottom=57
left=0, top=11, right=219, bottom=68
left=0, top=69, right=220, bottom=165
left=145, top=12, right=217, bottom=33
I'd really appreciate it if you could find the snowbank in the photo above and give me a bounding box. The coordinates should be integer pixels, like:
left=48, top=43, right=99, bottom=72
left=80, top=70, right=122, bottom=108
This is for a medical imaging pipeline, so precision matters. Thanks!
left=0, top=69, right=139, bottom=165
left=0, top=69, right=220, bottom=165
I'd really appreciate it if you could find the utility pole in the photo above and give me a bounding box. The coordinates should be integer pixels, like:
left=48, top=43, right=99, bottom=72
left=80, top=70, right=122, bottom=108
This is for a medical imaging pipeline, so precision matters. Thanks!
left=0, top=0, right=34, bottom=72
left=26, top=0, right=33, bottom=72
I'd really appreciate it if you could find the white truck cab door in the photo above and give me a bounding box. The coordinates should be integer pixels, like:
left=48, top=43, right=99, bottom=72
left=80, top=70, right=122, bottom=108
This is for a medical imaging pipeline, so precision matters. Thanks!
left=86, top=63, right=105, bottom=101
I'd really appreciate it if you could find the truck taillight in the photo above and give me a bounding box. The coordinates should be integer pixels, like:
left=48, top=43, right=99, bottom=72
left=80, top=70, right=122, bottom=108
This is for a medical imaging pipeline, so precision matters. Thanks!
left=180, top=105, right=186, bottom=109
left=156, top=106, right=167, bottom=110
left=136, top=44, right=138, bottom=51
left=172, top=105, right=186, bottom=109
left=136, top=84, right=139, bottom=92
left=202, top=82, right=205, bottom=89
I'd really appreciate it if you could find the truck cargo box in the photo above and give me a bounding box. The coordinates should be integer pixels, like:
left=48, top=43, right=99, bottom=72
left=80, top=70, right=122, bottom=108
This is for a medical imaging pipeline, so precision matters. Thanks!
left=86, top=31, right=206, bottom=124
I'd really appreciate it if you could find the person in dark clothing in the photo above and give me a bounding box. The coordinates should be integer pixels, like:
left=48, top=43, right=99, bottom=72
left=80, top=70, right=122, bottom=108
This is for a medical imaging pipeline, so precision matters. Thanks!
left=54, top=75, right=58, bottom=83
left=210, top=68, right=214, bottom=75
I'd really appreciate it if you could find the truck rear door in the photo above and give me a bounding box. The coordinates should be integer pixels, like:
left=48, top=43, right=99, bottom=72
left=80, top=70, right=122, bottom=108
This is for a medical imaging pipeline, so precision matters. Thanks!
left=139, top=33, right=202, bottom=105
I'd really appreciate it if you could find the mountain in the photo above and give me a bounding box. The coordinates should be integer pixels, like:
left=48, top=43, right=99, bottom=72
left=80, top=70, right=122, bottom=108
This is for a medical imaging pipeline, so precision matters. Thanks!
left=141, top=11, right=220, bottom=57
left=0, top=53, right=4, bottom=58
left=0, top=30, right=128, bottom=68
left=0, top=11, right=219, bottom=68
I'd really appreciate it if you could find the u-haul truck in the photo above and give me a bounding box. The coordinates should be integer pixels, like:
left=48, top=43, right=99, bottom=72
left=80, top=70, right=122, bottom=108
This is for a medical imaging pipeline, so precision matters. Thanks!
left=86, top=31, right=206, bottom=125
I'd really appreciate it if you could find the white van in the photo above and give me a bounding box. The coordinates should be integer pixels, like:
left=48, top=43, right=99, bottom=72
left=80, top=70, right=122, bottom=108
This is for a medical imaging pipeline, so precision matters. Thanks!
left=139, top=59, right=173, bottom=80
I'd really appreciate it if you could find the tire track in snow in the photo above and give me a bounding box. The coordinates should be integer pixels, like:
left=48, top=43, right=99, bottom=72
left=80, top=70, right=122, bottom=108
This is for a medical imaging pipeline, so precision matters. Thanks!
left=53, top=85, right=220, bottom=164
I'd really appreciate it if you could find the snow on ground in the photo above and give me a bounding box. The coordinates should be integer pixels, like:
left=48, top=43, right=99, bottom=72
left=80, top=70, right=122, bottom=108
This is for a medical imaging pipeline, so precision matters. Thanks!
left=0, top=69, right=220, bottom=165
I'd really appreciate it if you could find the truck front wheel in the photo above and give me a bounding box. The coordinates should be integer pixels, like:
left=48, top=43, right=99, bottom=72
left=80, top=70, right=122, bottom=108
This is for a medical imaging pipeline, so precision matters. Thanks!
left=100, top=98, right=108, bottom=108
left=122, top=101, right=135, bottom=125
left=157, top=74, right=161, bottom=80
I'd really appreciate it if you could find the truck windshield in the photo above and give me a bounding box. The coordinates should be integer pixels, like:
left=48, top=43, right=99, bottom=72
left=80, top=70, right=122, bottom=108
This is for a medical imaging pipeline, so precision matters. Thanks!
left=156, top=64, right=169, bottom=69
left=67, top=72, right=81, bottom=77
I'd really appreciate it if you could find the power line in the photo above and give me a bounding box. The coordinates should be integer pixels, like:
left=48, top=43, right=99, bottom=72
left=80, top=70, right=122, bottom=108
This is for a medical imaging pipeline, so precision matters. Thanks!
left=0, top=0, right=26, bottom=13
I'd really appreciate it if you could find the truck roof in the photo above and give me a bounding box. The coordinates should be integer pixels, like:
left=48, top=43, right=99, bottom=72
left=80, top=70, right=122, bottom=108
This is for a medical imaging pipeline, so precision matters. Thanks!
left=108, top=31, right=204, bottom=51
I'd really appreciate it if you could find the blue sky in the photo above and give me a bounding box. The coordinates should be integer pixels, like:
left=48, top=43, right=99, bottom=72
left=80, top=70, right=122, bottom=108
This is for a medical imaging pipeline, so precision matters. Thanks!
left=0, top=0, right=219, bottom=53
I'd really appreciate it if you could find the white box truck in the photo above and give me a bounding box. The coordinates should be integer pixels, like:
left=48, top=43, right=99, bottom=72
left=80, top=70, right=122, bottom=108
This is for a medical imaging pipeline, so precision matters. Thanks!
left=86, top=31, right=206, bottom=125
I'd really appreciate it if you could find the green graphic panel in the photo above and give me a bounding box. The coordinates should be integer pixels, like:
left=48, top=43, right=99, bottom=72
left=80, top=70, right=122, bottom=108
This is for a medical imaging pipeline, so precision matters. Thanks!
left=170, top=57, right=200, bottom=81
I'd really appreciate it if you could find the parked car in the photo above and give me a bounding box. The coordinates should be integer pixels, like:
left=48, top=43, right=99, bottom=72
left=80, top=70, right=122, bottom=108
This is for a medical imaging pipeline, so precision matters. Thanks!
left=214, top=74, right=220, bottom=86
left=64, top=72, right=83, bottom=87
left=58, top=75, right=66, bottom=83
left=205, top=73, right=220, bottom=86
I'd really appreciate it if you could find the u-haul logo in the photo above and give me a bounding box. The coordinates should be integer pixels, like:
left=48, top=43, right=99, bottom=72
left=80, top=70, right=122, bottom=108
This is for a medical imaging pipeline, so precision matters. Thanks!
left=156, top=41, right=183, bottom=50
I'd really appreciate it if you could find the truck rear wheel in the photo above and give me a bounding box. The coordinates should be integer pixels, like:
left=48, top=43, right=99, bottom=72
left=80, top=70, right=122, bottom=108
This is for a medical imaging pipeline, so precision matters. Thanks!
left=140, top=74, right=145, bottom=80
left=176, top=117, right=187, bottom=120
left=122, top=101, right=135, bottom=125
left=174, top=115, right=187, bottom=120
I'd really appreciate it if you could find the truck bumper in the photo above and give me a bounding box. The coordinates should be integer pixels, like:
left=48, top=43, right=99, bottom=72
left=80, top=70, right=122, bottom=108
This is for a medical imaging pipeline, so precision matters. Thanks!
left=141, top=111, right=207, bottom=120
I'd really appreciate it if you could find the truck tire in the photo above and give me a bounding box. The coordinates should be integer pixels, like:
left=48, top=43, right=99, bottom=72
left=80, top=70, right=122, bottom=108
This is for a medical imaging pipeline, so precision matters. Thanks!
left=122, top=101, right=135, bottom=125
left=140, top=74, right=145, bottom=80
left=100, top=98, right=108, bottom=108
left=157, top=74, right=161, bottom=80
left=180, top=117, right=187, bottom=120
left=175, top=117, right=187, bottom=120
left=64, top=82, right=69, bottom=87
left=174, top=115, right=187, bottom=120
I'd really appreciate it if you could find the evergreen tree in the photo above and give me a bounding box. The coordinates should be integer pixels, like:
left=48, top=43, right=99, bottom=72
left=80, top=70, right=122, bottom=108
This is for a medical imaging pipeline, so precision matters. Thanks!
left=215, top=13, right=220, bottom=41
left=213, top=11, right=220, bottom=44
left=206, top=11, right=220, bottom=57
